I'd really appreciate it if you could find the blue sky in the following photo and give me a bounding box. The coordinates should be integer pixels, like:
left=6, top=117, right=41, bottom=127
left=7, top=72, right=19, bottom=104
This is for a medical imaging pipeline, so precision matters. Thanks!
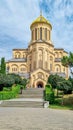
left=0, top=0, right=73, bottom=60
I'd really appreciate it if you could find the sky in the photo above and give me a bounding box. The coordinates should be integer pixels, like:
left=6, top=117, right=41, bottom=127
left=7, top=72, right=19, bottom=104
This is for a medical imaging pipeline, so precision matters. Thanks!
left=0, top=0, right=73, bottom=60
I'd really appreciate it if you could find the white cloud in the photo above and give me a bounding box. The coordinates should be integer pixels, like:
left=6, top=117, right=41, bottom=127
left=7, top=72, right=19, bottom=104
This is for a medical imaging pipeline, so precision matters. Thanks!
left=40, top=0, right=73, bottom=52
left=0, top=0, right=73, bottom=60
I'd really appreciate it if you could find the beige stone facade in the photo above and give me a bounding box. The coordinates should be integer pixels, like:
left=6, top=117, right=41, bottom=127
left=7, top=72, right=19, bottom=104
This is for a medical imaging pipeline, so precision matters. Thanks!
left=6, top=14, right=69, bottom=88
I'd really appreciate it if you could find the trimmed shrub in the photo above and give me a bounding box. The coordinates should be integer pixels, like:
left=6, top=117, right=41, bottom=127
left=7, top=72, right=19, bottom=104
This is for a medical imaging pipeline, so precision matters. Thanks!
left=0, top=85, right=20, bottom=100
left=44, top=84, right=55, bottom=104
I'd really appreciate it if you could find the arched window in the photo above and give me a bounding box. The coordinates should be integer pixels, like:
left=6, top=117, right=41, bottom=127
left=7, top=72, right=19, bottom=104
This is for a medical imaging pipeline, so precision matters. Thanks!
left=15, top=52, right=21, bottom=59
left=55, top=65, right=61, bottom=73
left=35, top=28, right=37, bottom=40
left=18, top=55, right=20, bottom=58
left=15, top=55, right=17, bottom=58
left=12, top=67, right=17, bottom=72
left=40, top=27, right=42, bottom=40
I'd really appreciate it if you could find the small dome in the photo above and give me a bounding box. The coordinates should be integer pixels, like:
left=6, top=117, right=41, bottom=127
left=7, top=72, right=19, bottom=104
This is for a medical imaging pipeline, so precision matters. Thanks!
left=30, top=15, right=52, bottom=29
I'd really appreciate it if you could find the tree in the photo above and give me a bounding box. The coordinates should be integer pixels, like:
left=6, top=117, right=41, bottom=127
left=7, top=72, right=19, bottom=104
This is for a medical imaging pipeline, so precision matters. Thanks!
left=68, top=76, right=73, bottom=91
left=48, top=74, right=72, bottom=96
left=58, top=80, right=72, bottom=94
left=61, top=52, right=73, bottom=76
left=8, top=73, right=22, bottom=84
left=0, top=57, right=6, bottom=74
left=57, top=80, right=72, bottom=105
left=0, top=74, right=4, bottom=91
left=20, top=78, right=28, bottom=88
left=0, top=74, right=15, bottom=91
left=48, top=74, right=65, bottom=96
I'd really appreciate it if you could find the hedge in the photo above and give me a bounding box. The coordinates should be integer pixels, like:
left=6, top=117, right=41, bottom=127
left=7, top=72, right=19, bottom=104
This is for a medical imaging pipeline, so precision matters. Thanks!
left=0, top=85, right=20, bottom=100
left=44, top=84, right=55, bottom=104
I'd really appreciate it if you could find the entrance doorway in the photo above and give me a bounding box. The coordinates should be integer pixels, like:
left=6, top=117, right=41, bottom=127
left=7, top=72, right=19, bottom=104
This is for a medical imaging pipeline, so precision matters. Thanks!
left=37, top=82, right=43, bottom=88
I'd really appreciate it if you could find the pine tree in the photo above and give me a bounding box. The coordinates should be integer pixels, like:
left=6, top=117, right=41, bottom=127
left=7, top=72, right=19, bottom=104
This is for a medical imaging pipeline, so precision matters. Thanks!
left=0, top=57, right=6, bottom=74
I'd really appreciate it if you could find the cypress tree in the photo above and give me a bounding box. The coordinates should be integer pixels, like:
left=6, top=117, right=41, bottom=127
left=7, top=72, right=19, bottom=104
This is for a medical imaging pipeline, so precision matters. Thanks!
left=0, top=57, right=6, bottom=74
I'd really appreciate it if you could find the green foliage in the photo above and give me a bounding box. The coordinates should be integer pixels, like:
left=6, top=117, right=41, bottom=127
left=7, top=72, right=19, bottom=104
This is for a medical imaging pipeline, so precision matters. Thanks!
left=61, top=52, right=73, bottom=75
left=0, top=85, right=20, bottom=100
left=48, top=74, right=72, bottom=94
left=44, top=84, right=55, bottom=104
left=61, top=56, right=69, bottom=67
left=0, top=73, right=28, bottom=91
left=58, top=79, right=72, bottom=94
left=48, top=74, right=64, bottom=89
left=0, top=74, right=15, bottom=91
left=69, top=77, right=73, bottom=90
left=8, top=73, right=22, bottom=84
left=20, top=78, right=28, bottom=88
left=0, top=74, right=4, bottom=91
left=0, top=57, right=6, bottom=74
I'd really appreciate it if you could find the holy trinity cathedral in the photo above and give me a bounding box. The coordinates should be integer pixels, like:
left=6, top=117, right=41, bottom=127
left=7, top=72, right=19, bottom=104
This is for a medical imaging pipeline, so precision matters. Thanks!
left=6, top=14, right=68, bottom=88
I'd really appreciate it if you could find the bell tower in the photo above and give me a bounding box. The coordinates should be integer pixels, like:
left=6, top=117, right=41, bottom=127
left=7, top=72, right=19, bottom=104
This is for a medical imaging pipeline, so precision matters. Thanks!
left=30, top=13, right=52, bottom=43
left=28, top=14, right=54, bottom=88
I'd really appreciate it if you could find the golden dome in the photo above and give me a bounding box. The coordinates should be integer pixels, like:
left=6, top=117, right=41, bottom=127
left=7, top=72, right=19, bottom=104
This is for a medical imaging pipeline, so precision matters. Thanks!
left=30, top=14, right=52, bottom=29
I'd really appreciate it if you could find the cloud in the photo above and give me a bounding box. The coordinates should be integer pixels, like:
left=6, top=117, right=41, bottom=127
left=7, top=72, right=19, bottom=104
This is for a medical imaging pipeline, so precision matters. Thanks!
left=0, top=0, right=40, bottom=60
left=40, top=0, right=73, bottom=52
left=0, top=0, right=73, bottom=60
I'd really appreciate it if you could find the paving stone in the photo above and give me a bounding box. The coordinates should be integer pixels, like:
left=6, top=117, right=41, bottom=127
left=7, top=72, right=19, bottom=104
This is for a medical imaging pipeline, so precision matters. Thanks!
left=0, top=108, right=73, bottom=130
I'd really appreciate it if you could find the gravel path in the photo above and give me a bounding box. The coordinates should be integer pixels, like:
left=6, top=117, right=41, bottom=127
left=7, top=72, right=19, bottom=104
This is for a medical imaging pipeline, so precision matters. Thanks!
left=0, top=107, right=73, bottom=130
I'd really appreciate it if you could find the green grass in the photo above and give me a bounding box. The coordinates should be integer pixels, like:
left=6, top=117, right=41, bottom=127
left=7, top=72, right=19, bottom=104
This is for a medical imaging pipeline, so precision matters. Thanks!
left=49, top=104, right=73, bottom=110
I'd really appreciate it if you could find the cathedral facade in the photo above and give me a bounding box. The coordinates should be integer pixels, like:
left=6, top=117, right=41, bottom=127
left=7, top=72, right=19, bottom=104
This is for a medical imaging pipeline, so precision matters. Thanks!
left=6, top=14, right=68, bottom=88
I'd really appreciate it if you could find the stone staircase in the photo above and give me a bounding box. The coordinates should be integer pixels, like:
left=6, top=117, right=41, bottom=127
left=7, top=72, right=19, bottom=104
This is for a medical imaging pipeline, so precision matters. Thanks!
left=19, top=88, right=44, bottom=98
left=0, top=88, right=44, bottom=108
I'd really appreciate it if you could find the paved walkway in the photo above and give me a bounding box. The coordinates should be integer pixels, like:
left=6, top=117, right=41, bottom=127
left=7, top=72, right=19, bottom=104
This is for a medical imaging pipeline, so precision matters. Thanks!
left=0, top=108, right=73, bottom=130
left=2, top=98, right=44, bottom=102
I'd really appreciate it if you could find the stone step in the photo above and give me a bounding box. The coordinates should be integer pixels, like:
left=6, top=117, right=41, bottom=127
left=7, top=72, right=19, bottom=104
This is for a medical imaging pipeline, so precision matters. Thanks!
left=0, top=88, right=44, bottom=108
left=0, top=100, right=44, bottom=108
left=19, top=95, right=43, bottom=97
left=21, top=92, right=43, bottom=95
left=18, top=88, right=44, bottom=99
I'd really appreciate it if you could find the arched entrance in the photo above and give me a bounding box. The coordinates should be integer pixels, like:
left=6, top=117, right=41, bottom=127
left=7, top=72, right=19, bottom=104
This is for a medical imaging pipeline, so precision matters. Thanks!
left=37, top=81, right=43, bottom=88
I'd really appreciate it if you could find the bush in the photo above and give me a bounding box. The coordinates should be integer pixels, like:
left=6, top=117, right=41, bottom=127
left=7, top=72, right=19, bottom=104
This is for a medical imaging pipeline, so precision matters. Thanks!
left=0, top=85, right=20, bottom=100
left=44, top=84, right=55, bottom=104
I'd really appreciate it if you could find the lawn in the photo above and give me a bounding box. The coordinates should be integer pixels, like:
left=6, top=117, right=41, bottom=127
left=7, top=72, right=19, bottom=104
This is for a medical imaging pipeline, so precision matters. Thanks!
left=49, top=104, right=73, bottom=110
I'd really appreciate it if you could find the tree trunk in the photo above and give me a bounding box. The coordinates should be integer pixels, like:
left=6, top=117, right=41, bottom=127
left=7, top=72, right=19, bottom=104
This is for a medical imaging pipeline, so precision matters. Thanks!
left=61, top=91, right=64, bottom=105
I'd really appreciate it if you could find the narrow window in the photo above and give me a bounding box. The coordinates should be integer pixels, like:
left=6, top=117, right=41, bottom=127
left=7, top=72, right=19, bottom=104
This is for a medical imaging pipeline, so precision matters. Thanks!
left=45, top=28, right=47, bottom=40
left=40, top=27, right=42, bottom=40
left=32, top=30, right=34, bottom=40
left=35, top=28, right=37, bottom=40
